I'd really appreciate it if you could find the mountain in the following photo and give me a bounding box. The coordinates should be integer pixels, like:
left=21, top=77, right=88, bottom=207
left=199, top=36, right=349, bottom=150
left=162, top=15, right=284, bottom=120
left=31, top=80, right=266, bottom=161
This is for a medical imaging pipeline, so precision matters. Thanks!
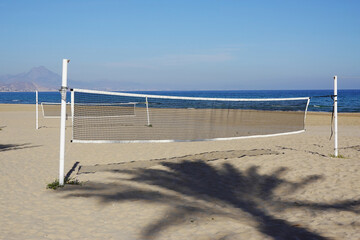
left=0, top=66, right=61, bottom=91
left=0, top=66, right=144, bottom=92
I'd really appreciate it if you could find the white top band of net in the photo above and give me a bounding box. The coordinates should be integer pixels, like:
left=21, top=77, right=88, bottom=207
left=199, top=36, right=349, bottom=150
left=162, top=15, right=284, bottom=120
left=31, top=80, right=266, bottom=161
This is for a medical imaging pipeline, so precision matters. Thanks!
left=71, top=88, right=309, bottom=102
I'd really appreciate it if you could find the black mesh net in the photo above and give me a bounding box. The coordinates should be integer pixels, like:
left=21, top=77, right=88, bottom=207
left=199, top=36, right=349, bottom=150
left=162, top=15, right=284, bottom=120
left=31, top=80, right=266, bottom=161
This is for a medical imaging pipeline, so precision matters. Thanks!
left=72, top=90, right=309, bottom=142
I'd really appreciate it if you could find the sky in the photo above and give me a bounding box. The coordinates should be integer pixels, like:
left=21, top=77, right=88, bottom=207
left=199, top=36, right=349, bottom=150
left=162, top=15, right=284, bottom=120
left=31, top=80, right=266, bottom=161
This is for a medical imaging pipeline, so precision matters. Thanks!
left=0, top=0, right=359, bottom=90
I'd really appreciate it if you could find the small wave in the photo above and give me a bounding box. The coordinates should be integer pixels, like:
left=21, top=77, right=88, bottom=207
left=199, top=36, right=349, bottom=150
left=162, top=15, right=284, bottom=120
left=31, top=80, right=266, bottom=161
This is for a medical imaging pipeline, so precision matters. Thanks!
left=312, top=105, right=331, bottom=108
left=12, top=100, right=19, bottom=102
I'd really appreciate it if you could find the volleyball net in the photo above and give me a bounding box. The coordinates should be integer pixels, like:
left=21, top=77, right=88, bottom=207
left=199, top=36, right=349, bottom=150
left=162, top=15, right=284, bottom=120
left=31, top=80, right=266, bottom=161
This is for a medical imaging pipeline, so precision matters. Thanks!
left=71, top=88, right=310, bottom=143
left=35, top=91, right=72, bottom=129
left=41, top=102, right=72, bottom=118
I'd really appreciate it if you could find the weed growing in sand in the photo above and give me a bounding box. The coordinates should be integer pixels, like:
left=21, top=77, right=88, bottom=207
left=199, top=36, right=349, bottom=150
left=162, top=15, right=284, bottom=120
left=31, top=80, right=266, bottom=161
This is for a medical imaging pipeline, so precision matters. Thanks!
left=47, top=177, right=81, bottom=190
left=329, top=154, right=346, bottom=159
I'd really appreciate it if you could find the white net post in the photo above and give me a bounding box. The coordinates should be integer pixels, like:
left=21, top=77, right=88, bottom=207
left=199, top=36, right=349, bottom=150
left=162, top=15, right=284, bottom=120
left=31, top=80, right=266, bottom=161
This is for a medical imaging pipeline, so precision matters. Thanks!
left=146, top=96, right=150, bottom=126
left=59, top=59, right=70, bottom=186
left=35, top=90, right=39, bottom=129
left=334, top=75, right=338, bottom=157
left=71, top=90, right=75, bottom=127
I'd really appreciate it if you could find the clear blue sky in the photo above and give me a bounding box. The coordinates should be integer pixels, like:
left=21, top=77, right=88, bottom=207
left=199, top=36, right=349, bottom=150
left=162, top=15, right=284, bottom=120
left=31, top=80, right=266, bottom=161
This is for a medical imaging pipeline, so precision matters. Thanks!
left=1, top=0, right=359, bottom=90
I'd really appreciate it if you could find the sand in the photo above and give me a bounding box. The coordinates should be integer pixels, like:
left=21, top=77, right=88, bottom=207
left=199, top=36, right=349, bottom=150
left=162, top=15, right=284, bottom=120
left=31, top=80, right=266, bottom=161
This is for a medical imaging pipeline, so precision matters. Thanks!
left=0, top=104, right=359, bottom=240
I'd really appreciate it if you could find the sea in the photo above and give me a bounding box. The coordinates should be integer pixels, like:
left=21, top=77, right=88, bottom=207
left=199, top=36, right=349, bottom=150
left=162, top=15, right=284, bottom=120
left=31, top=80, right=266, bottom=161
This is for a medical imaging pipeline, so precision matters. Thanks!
left=0, top=89, right=359, bottom=112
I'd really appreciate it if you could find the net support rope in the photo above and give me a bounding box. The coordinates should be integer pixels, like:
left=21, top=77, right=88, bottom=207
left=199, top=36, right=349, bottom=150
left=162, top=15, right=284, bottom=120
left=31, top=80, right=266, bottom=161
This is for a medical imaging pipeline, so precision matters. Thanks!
left=310, top=94, right=336, bottom=140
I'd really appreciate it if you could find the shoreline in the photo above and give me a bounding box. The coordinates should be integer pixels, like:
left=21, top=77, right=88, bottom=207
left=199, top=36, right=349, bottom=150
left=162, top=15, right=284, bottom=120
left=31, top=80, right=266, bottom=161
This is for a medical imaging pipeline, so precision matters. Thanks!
left=1, top=103, right=360, bottom=114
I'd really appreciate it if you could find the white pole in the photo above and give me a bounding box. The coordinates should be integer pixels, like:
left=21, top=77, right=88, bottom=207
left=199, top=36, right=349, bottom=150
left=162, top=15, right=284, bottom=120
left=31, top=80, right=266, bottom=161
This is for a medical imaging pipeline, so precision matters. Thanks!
left=334, top=75, right=338, bottom=157
left=59, top=59, right=70, bottom=186
left=35, top=90, right=39, bottom=129
left=71, top=90, right=74, bottom=127
left=71, top=90, right=75, bottom=141
left=146, top=97, right=150, bottom=126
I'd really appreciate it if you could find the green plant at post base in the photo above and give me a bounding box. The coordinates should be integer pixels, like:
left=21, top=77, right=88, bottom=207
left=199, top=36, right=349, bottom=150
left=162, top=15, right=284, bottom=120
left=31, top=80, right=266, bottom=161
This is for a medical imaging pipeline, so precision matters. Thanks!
left=47, top=177, right=81, bottom=190
left=47, top=179, right=60, bottom=190
left=329, top=154, right=346, bottom=159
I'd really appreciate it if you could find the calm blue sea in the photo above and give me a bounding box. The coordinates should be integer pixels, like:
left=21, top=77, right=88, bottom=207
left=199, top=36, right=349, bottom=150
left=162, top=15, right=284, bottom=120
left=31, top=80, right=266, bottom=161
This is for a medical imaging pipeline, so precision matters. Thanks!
left=0, top=89, right=359, bottom=112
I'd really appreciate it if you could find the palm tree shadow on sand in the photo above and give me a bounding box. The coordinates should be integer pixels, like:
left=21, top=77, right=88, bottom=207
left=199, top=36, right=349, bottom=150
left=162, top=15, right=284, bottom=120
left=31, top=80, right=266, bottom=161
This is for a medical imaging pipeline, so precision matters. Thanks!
left=0, top=143, right=41, bottom=152
left=60, top=158, right=360, bottom=239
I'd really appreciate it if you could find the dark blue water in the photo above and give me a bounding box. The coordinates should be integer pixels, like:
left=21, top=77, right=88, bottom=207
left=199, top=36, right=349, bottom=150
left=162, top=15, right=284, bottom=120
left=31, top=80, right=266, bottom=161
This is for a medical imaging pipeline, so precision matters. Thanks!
left=0, top=89, right=359, bottom=112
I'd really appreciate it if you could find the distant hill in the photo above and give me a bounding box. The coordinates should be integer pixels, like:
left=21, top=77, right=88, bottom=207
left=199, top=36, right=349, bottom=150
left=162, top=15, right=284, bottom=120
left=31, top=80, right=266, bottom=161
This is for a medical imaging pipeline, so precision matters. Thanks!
left=0, top=66, right=145, bottom=92
left=0, top=66, right=61, bottom=91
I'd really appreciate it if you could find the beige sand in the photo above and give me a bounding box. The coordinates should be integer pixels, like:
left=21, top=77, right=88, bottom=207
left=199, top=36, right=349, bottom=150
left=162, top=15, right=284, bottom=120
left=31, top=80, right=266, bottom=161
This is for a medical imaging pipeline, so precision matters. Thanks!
left=0, top=104, right=359, bottom=240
